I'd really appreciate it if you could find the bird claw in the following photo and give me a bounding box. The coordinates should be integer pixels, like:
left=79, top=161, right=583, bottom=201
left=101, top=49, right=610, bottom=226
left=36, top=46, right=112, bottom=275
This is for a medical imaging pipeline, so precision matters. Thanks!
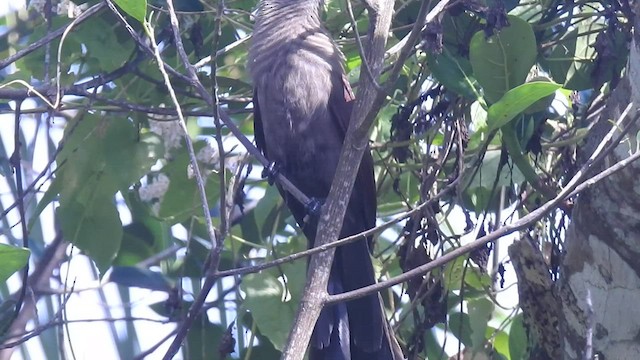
left=306, top=197, right=325, bottom=217
left=261, top=162, right=280, bottom=185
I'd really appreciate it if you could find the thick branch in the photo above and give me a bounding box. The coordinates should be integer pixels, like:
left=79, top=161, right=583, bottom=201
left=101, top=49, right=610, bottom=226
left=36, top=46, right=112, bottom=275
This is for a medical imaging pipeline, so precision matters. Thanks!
left=281, top=0, right=395, bottom=358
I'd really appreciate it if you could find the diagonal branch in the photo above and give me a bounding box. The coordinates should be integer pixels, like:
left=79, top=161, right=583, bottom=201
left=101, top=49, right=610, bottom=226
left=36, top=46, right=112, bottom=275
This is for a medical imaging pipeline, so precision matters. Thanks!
left=326, top=104, right=639, bottom=305
left=0, top=2, right=105, bottom=71
left=281, top=0, right=395, bottom=358
left=105, top=0, right=312, bottom=212
left=214, top=179, right=459, bottom=279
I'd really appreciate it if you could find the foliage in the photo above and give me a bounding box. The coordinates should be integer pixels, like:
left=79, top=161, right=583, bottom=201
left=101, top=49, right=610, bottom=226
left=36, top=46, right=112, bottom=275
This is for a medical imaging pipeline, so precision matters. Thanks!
left=0, top=0, right=632, bottom=359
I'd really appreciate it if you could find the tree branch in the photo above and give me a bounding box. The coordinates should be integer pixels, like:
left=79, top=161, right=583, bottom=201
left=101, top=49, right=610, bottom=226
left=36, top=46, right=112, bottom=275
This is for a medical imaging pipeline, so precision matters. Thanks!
left=281, top=0, right=395, bottom=358
left=105, top=0, right=312, bottom=215
left=327, top=106, right=640, bottom=304
left=214, top=179, right=459, bottom=279
left=0, top=234, right=67, bottom=359
left=0, top=2, right=105, bottom=71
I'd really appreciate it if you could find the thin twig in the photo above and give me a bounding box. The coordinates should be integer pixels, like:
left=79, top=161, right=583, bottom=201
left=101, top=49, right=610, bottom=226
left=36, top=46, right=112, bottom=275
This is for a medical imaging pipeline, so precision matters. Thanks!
left=0, top=316, right=171, bottom=349
left=153, top=0, right=234, bottom=357
left=193, top=35, right=251, bottom=68
left=0, top=2, right=105, bottom=71
left=327, top=104, right=638, bottom=304
left=387, top=0, right=451, bottom=88
left=143, top=13, right=218, bottom=247
left=214, top=178, right=459, bottom=279
left=211, top=0, right=228, bottom=239
left=0, top=234, right=66, bottom=359
left=105, top=0, right=312, bottom=213
left=9, top=101, right=29, bottom=321
left=345, top=0, right=383, bottom=92
left=134, top=329, right=179, bottom=360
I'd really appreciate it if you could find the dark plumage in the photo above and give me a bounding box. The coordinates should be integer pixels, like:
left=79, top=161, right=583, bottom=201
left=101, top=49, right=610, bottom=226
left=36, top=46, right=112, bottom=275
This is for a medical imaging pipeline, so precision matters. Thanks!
left=248, top=0, right=403, bottom=359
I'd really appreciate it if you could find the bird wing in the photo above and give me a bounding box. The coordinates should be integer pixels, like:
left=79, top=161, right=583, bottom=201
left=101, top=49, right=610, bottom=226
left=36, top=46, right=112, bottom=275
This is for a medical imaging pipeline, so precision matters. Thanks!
left=252, top=88, right=269, bottom=159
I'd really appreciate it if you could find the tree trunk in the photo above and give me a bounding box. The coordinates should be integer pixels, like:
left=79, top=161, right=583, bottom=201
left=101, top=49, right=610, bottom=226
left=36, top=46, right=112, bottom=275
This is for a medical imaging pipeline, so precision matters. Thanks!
left=559, top=6, right=640, bottom=359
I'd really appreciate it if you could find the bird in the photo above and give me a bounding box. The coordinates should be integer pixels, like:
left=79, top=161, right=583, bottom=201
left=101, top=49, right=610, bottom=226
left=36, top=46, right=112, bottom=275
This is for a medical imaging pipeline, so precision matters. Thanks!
left=248, top=0, right=404, bottom=359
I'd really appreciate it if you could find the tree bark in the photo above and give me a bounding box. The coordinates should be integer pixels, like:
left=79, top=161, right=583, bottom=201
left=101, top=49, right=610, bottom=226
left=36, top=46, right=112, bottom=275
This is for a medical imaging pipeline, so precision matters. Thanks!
left=559, top=5, right=640, bottom=359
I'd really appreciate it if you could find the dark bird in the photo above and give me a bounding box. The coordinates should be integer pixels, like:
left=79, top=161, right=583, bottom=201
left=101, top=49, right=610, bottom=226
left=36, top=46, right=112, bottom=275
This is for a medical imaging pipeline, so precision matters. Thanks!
left=248, top=0, right=404, bottom=359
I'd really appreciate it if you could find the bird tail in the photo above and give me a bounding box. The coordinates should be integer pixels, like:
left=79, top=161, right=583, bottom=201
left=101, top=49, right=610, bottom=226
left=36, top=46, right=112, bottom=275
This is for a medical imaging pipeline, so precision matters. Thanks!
left=309, top=243, right=404, bottom=360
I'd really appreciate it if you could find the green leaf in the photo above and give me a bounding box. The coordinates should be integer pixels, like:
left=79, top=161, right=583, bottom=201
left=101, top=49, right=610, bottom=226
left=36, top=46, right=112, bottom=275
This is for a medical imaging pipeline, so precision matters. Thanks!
left=114, top=222, right=157, bottom=266
left=542, top=17, right=605, bottom=90
left=157, top=142, right=220, bottom=224
left=428, top=47, right=481, bottom=100
left=168, top=238, right=209, bottom=278
left=240, top=239, right=306, bottom=350
left=16, top=17, right=83, bottom=80
left=108, top=132, right=164, bottom=191
left=0, top=299, right=18, bottom=336
left=443, top=256, right=466, bottom=291
left=108, top=266, right=172, bottom=292
left=113, top=0, right=147, bottom=23
left=59, top=194, right=123, bottom=274
left=185, top=318, right=225, bottom=360
left=345, top=53, right=362, bottom=73
left=239, top=342, right=281, bottom=360
left=486, top=81, right=561, bottom=132
left=509, top=313, right=527, bottom=360
left=241, top=273, right=295, bottom=350
left=468, top=298, right=493, bottom=350
left=53, top=115, right=162, bottom=201
left=464, top=268, right=493, bottom=290
left=449, top=312, right=473, bottom=347
left=501, top=122, right=555, bottom=200
left=47, top=115, right=161, bottom=273
left=469, top=15, right=537, bottom=104
left=493, top=328, right=511, bottom=359
left=254, top=186, right=286, bottom=241
left=216, top=76, right=252, bottom=92
left=467, top=149, right=525, bottom=190
left=543, top=28, right=591, bottom=90
left=73, top=15, right=136, bottom=72
left=0, top=244, right=30, bottom=282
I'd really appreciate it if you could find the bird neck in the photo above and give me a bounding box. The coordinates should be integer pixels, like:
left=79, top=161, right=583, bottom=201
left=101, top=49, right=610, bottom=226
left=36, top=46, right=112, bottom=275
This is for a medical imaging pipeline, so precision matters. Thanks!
left=256, top=0, right=324, bottom=31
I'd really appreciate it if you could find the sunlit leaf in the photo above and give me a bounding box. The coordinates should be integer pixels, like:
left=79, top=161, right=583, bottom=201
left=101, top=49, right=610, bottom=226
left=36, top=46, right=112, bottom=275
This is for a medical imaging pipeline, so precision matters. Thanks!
left=0, top=244, right=30, bottom=282
left=113, top=0, right=147, bottom=23
left=240, top=239, right=305, bottom=350
left=486, top=81, right=561, bottom=132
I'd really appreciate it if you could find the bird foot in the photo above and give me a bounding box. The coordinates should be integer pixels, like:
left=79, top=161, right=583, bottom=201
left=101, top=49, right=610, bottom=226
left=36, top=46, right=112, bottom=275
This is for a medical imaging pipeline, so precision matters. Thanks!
left=306, top=197, right=325, bottom=217
left=261, top=162, right=280, bottom=185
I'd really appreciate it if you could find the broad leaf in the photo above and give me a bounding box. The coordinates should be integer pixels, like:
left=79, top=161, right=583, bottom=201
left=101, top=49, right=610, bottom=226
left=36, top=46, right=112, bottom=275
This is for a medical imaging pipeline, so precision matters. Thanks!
left=240, top=238, right=306, bottom=350
left=108, top=266, right=173, bottom=292
left=113, top=0, right=147, bottom=23
left=51, top=115, right=161, bottom=273
left=0, top=244, right=30, bottom=282
left=468, top=298, right=494, bottom=350
left=470, top=15, right=537, bottom=104
left=486, top=81, right=561, bottom=132
left=157, top=142, right=221, bottom=224
left=509, top=313, right=527, bottom=360
left=428, top=47, right=481, bottom=100
left=59, top=194, right=123, bottom=274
